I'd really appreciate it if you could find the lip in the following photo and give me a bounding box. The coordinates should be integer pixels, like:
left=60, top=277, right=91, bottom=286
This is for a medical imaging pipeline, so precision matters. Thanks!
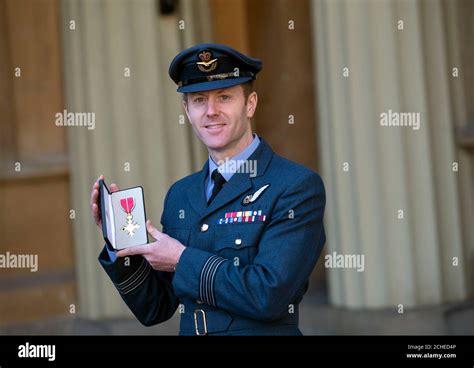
left=204, top=123, right=226, bottom=129
left=203, top=123, right=226, bottom=136
left=204, top=123, right=226, bottom=132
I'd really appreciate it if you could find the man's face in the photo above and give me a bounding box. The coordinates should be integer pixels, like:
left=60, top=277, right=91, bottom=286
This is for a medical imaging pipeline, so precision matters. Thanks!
left=183, top=85, right=257, bottom=154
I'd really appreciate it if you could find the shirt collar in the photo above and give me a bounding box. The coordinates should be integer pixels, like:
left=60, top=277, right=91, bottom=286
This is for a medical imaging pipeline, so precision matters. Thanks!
left=208, top=134, right=261, bottom=182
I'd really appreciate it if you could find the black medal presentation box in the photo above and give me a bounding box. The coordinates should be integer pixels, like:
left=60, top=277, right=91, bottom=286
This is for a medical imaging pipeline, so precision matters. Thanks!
left=99, top=180, right=148, bottom=250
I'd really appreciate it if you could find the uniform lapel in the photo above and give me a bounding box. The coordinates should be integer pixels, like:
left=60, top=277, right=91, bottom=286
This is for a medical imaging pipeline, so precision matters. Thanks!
left=204, top=172, right=252, bottom=217
left=201, top=138, right=274, bottom=219
left=186, top=160, right=209, bottom=217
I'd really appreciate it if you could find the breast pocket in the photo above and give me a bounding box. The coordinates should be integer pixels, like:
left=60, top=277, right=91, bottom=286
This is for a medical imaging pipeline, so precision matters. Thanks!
left=214, top=224, right=264, bottom=266
left=165, top=227, right=191, bottom=246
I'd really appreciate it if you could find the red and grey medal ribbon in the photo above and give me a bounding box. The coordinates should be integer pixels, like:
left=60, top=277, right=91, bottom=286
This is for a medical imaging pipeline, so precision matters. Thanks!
left=120, top=197, right=135, bottom=214
left=120, top=197, right=140, bottom=237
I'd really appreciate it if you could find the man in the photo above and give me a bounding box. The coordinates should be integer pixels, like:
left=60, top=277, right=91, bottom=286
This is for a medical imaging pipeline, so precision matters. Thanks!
left=90, top=43, right=326, bottom=335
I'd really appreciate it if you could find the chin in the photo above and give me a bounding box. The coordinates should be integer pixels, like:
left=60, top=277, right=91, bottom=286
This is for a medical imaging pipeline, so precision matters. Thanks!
left=204, top=139, right=228, bottom=151
left=200, top=133, right=227, bottom=149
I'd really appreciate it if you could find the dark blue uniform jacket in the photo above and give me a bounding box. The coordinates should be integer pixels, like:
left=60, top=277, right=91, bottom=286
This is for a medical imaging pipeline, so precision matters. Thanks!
left=99, top=138, right=326, bottom=335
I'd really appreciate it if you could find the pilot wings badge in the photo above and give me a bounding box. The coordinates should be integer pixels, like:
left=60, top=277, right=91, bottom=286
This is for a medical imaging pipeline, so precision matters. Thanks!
left=242, top=184, right=271, bottom=205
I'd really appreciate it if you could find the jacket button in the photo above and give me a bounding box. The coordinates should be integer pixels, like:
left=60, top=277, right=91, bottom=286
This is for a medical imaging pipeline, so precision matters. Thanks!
left=196, top=299, right=203, bottom=305
left=200, top=223, right=209, bottom=232
left=235, top=238, right=242, bottom=246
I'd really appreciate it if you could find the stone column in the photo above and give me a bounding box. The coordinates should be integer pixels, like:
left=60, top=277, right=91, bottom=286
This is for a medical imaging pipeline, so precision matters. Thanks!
left=61, top=0, right=210, bottom=318
left=311, top=0, right=471, bottom=308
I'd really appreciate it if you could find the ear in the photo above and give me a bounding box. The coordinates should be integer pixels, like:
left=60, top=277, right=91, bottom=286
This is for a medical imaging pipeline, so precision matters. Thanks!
left=182, top=100, right=191, bottom=121
left=246, top=91, right=258, bottom=119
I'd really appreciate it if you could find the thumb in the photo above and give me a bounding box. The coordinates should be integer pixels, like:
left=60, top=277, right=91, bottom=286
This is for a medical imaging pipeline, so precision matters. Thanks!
left=110, top=183, right=120, bottom=193
left=146, top=219, right=162, bottom=241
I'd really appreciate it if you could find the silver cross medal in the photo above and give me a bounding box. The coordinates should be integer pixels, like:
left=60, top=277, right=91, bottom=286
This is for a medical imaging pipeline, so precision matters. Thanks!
left=120, top=197, right=140, bottom=237
left=121, top=213, right=140, bottom=237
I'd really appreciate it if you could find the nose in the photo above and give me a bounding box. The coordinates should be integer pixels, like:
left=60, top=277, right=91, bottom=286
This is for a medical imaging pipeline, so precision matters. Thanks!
left=206, top=97, right=219, bottom=118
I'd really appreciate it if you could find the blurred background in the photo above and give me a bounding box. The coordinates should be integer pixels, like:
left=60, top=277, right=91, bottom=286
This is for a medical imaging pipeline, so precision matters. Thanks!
left=0, top=0, right=473, bottom=335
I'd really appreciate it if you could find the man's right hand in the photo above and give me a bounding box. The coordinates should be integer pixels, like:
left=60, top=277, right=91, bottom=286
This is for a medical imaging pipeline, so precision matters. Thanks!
left=90, top=175, right=120, bottom=229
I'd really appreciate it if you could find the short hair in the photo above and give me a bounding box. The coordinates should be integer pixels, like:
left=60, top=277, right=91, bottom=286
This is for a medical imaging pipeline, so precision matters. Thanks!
left=182, top=81, right=255, bottom=104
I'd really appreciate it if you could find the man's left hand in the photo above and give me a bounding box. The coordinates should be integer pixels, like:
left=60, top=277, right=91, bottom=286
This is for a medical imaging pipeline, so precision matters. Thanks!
left=116, top=220, right=186, bottom=272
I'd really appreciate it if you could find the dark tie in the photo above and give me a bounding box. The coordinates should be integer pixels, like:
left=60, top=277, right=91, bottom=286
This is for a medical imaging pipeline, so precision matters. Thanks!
left=208, top=169, right=226, bottom=205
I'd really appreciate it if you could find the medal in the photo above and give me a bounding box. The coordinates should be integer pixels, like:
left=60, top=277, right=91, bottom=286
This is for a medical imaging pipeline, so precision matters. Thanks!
left=217, top=210, right=266, bottom=225
left=120, top=197, right=140, bottom=237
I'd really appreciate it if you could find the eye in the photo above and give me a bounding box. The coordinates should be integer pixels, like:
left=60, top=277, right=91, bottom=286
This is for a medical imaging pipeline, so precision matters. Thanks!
left=193, top=96, right=204, bottom=103
left=220, top=94, right=231, bottom=101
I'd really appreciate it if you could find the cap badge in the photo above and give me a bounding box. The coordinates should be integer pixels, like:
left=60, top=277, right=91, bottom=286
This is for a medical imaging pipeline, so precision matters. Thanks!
left=197, top=51, right=218, bottom=73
